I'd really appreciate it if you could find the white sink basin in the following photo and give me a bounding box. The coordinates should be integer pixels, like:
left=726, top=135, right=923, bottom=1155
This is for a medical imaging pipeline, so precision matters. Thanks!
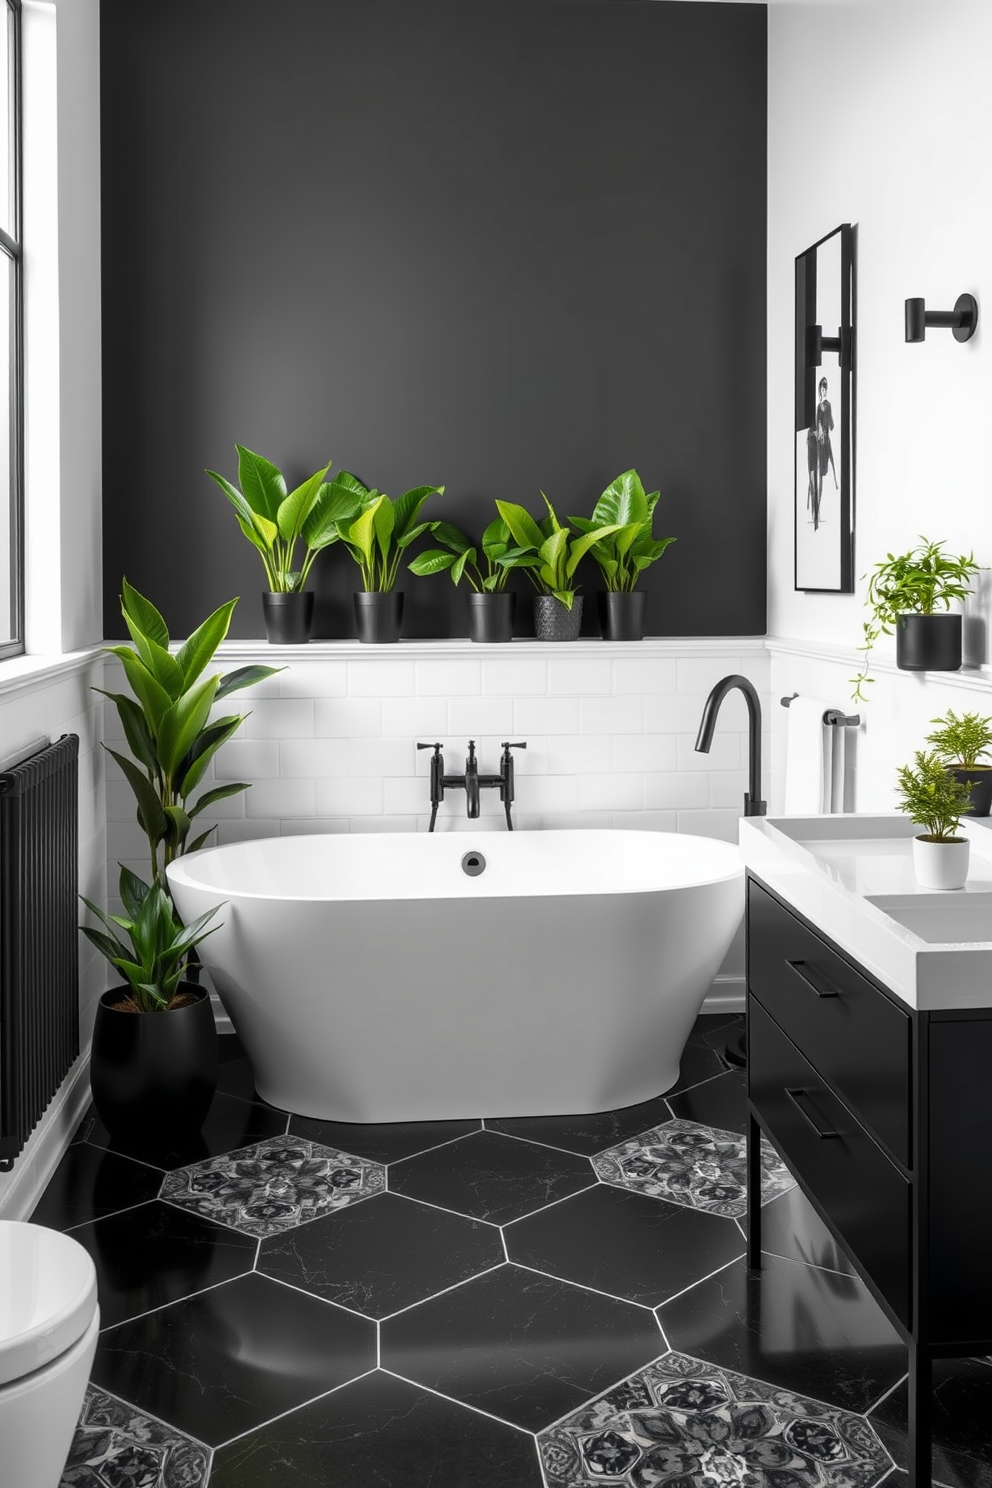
left=739, top=812, right=992, bottom=1010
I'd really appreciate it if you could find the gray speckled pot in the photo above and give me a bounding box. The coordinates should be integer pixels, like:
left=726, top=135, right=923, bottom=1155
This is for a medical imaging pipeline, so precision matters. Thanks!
left=533, top=594, right=583, bottom=641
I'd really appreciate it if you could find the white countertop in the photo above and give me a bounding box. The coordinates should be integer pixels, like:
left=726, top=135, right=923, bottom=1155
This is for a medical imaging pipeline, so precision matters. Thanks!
left=739, top=813, right=992, bottom=1011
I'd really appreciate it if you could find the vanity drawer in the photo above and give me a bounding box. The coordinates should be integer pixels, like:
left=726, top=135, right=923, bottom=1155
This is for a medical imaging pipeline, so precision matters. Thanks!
left=747, top=880, right=912, bottom=1168
left=749, top=998, right=911, bottom=1326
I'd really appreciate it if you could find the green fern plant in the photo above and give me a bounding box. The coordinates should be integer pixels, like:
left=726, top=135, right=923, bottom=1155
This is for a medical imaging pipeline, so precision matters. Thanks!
left=894, top=750, right=973, bottom=842
left=924, top=710, right=992, bottom=770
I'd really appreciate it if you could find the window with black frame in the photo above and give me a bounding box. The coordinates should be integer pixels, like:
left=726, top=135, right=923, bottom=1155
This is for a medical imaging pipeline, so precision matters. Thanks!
left=0, top=0, right=21, bottom=656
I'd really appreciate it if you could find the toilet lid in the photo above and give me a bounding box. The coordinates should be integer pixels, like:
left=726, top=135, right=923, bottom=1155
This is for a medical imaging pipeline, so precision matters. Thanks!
left=0, top=1221, right=98, bottom=1385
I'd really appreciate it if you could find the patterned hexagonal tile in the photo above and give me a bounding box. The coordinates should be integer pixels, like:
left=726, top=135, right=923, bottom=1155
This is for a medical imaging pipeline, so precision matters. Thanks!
left=62, top=1386, right=209, bottom=1486
left=537, top=1353, right=893, bottom=1487
left=160, top=1133, right=385, bottom=1237
left=592, top=1119, right=794, bottom=1218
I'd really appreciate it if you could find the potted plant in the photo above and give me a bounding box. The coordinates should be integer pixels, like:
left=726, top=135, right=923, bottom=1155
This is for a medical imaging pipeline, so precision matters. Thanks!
left=895, top=749, right=974, bottom=890
left=101, top=580, right=281, bottom=886
left=495, top=494, right=622, bottom=641
left=82, top=867, right=224, bottom=1141
left=925, top=709, right=992, bottom=818
left=851, top=536, right=979, bottom=702
left=407, top=516, right=517, bottom=642
left=321, top=471, right=443, bottom=642
left=569, top=468, right=676, bottom=641
left=206, top=446, right=349, bottom=643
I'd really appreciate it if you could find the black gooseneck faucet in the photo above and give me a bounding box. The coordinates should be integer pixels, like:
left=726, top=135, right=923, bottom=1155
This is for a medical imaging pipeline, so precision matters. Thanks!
left=694, top=674, right=764, bottom=1070
left=694, top=674, right=766, bottom=818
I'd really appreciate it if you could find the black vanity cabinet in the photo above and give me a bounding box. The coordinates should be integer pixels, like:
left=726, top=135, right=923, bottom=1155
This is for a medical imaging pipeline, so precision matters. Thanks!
left=745, top=873, right=992, bottom=1487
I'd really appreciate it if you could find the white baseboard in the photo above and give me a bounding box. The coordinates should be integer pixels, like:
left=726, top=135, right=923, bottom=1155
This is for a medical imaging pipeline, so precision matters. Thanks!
left=0, top=1052, right=93, bottom=1222
left=701, top=975, right=745, bottom=1015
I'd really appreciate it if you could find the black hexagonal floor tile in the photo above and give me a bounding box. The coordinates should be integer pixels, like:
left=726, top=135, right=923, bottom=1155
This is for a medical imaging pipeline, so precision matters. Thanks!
left=289, top=1110, right=482, bottom=1164
left=91, top=1271, right=376, bottom=1448
left=868, top=1357, right=992, bottom=1488
left=379, top=1263, right=664, bottom=1432
left=209, top=1369, right=545, bottom=1487
left=388, top=1128, right=595, bottom=1225
left=505, top=1183, right=744, bottom=1307
left=259, top=1190, right=504, bottom=1318
left=68, top=1199, right=257, bottom=1329
left=657, top=1254, right=906, bottom=1416
left=666, top=1067, right=747, bottom=1134
left=484, top=1092, right=675, bottom=1158
left=29, top=1142, right=162, bottom=1231
left=78, top=1090, right=289, bottom=1170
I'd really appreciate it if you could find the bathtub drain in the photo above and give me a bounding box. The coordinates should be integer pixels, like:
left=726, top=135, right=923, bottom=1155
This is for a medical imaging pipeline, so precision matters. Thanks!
left=461, top=851, right=486, bottom=877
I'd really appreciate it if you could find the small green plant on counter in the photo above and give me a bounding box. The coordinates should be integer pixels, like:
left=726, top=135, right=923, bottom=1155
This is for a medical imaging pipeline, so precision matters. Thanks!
left=206, top=446, right=349, bottom=593
left=569, top=468, right=676, bottom=592
left=323, top=471, right=444, bottom=591
left=894, top=749, right=974, bottom=842
left=408, top=516, right=513, bottom=591
left=494, top=494, right=623, bottom=609
left=851, top=536, right=979, bottom=703
left=925, top=709, right=992, bottom=769
left=81, top=867, right=222, bottom=1012
left=100, top=580, right=281, bottom=885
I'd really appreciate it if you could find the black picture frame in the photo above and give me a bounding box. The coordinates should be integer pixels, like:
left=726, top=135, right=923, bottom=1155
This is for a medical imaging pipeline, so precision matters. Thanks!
left=794, top=223, right=855, bottom=593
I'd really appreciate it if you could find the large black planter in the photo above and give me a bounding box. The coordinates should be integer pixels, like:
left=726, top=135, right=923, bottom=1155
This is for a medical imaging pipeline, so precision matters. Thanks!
left=598, top=591, right=646, bottom=642
left=90, top=984, right=218, bottom=1144
left=467, top=592, right=515, bottom=643
left=895, top=613, right=962, bottom=672
left=262, top=591, right=314, bottom=644
left=354, top=591, right=404, bottom=643
left=533, top=594, right=583, bottom=641
left=950, top=766, right=992, bottom=818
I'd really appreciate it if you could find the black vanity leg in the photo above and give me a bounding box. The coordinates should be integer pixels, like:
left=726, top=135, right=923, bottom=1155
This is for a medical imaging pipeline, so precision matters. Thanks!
left=907, top=1343, right=932, bottom=1488
left=746, top=1110, right=762, bottom=1269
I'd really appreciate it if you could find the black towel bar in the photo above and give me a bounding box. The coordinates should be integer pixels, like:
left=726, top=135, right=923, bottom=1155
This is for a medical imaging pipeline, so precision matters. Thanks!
left=780, top=694, right=860, bottom=728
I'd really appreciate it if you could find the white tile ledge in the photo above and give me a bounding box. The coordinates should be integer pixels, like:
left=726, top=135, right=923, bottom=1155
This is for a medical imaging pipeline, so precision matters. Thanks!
left=212, top=635, right=769, bottom=662
left=0, top=645, right=104, bottom=699
left=766, top=633, right=992, bottom=694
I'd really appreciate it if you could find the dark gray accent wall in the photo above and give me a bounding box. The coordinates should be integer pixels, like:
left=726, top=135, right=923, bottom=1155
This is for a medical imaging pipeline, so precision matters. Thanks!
left=101, top=0, right=766, bottom=640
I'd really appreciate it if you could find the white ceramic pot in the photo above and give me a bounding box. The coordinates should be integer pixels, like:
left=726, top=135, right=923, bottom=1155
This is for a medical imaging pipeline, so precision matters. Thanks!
left=912, top=834, right=970, bottom=890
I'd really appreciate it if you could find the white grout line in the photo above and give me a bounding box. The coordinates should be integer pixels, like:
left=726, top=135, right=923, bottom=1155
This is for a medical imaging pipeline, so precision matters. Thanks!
left=537, top=1346, right=674, bottom=1436
left=377, top=1366, right=539, bottom=1438
left=652, top=1252, right=744, bottom=1315
left=83, top=1382, right=213, bottom=1463
left=499, top=1179, right=603, bottom=1230
left=864, top=1371, right=910, bottom=1417
left=376, top=1260, right=510, bottom=1323
left=506, top=1259, right=660, bottom=1315
left=64, top=1195, right=161, bottom=1233
left=376, top=1124, right=486, bottom=1165
left=96, top=1271, right=258, bottom=1335
left=209, top=1369, right=381, bottom=1453
left=259, top=1268, right=382, bottom=1325
left=381, top=1187, right=503, bottom=1230
left=80, top=1136, right=167, bottom=1172
left=480, top=1124, right=604, bottom=1162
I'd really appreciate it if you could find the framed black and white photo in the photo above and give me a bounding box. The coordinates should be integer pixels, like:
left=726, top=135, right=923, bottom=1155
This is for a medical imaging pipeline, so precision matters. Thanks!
left=794, top=223, right=855, bottom=592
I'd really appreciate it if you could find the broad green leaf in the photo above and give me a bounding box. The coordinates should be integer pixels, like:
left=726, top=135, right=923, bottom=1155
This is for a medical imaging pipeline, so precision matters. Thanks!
left=189, top=782, right=249, bottom=818
left=206, top=470, right=272, bottom=556
left=174, top=599, right=238, bottom=689
left=93, top=691, right=157, bottom=772
left=395, top=520, right=436, bottom=551
left=408, top=549, right=457, bottom=576
left=432, top=522, right=473, bottom=554
left=451, top=548, right=474, bottom=586
left=106, top=747, right=168, bottom=840
left=645, top=489, right=661, bottom=521
left=568, top=516, right=597, bottom=534
left=162, top=804, right=191, bottom=849
left=301, top=482, right=364, bottom=549
left=79, top=923, right=131, bottom=965
left=178, top=715, right=246, bottom=799
left=107, top=647, right=173, bottom=730
left=393, top=485, right=442, bottom=542
left=372, top=495, right=396, bottom=566
left=236, top=445, right=287, bottom=522
left=538, top=528, right=569, bottom=585
left=592, top=469, right=647, bottom=528
left=278, top=465, right=331, bottom=543
left=614, top=520, right=645, bottom=559
left=187, top=826, right=218, bottom=853
left=322, top=470, right=370, bottom=504
left=565, top=523, right=625, bottom=580
left=156, top=675, right=220, bottom=779
left=481, top=517, right=510, bottom=553
left=121, top=579, right=169, bottom=649
left=551, top=589, right=575, bottom=609
left=122, top=613, right=185, bottom=698
left=215, top=665, right=281, bottom=701
left=495, top=501, right=544, bottom=553
left=118, top=866, right=152, bottom=919
left=347, top=503, right=380, bottom=571
left=248, top=507, right=279, bottom=549
left=540, top=491, right=566, bottom=533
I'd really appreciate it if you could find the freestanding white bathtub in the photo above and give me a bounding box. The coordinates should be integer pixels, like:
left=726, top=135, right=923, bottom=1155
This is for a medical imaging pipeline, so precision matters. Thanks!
left=167, top=830, right=743, bottom=1124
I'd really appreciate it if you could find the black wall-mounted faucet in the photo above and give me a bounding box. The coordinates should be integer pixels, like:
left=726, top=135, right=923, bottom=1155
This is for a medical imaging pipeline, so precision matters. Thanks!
left=417, top=740, right=526, bottom=831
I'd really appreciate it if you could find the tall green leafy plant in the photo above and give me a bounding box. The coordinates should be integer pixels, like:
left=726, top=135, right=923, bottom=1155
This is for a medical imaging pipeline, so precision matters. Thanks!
left=925, top=710, right=992, bottom=770
left=100, top=580, right=281, bottom=886
left=81, top=867, right=222, bottom=1013
left=407, top=517, right=513, bottom=592
left=494, top=495, right=622, bottom=609
left=325, top=471, right=444, bottom=591
left=206, top=446, right=350, bottom=593
left=895, top=749, right=973, bottom=842
left=570, top=469, right=676, bottom=592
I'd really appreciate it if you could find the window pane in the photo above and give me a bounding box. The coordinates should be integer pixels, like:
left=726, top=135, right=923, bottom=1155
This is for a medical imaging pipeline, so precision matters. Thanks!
left=0, top=251, right=10, bottom=645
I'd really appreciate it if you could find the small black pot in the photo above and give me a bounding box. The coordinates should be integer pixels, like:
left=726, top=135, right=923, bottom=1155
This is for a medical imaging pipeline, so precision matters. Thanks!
left=467, top=592, right=515, bottom=643
left=533, top=594, right=583, bottom=641
left=895, top=613, right=962, bottom=672
left=354, top=591, right=404, bottom=643
left=598, top=591, right=646, bottom=642
left=262, top=591, right=314, bottom=645
left=949, top=766, right=992, bottom=818
left=90, top=984, right=218, bottom=1144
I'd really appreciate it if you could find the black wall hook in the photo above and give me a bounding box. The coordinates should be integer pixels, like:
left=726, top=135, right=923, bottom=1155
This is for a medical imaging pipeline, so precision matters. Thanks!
left=905, top=293, right=978, bottom=344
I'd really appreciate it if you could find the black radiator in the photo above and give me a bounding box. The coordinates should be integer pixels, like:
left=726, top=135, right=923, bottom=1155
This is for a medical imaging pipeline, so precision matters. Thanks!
left=0, top=734, right=79, bottom=1170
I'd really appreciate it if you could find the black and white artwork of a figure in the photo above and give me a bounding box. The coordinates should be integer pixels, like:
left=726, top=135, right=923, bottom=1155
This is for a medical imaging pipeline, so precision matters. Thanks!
left=794, top=222, right=855, bottom=592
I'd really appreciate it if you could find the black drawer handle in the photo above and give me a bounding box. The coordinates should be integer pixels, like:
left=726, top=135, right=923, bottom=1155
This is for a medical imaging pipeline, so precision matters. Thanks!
left=786, top=959, right=840, bottom=999
left=785, top=1087, right=840, bottom=1140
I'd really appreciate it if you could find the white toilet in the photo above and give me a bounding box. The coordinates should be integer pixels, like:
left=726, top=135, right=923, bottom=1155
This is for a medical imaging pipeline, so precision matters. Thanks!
left=0, top=1220, right=99, bottom=1488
